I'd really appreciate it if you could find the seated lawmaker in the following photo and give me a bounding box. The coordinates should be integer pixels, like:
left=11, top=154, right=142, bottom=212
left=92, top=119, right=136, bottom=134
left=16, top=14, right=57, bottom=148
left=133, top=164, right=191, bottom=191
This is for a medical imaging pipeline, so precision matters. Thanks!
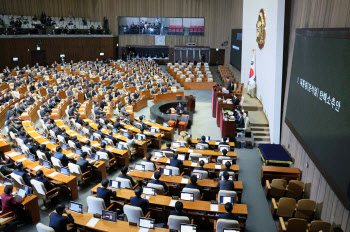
left=118, top=166, right=136, bottom=187
left=194, top=160, right=208, bottom=172
left=49, top=204, right=75, bottom=232
left=143, top=153, right=156, bottom=170
left=149, top=171, right=168, bottom=192
left=13, top=162, right=32, bottom=186
left=219, top=137, right=229, bottom=146
left=217, top=171, right=235, bottom=191
left=169, top=201, right=189, bottom=217
left=130, top=186, right=149, bottom=216
left=185, top=175, right=202, bottom=193
left=76, top=152, right=94, bottom=173
left=198, top=136, right=209, bottom=146
left=53, top=146, right=71, bottom=167
left=218, top=202, right=239, bottom=221
left=97, top=178, right=117, bottom=208
left=232, top=94, right=240, bottom=106
left=170, top=153, right=183, bottom=169
left=162, top=142, right=174, bottom=153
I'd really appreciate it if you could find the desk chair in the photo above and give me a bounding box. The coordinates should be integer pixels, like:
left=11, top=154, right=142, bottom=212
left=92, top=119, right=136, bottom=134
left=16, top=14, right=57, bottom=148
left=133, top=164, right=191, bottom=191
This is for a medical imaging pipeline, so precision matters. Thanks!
left=67, top=140, right=77, bottom=152
left=265, top=179, right=287, bottom=199
left=165, top=166, right=181, bottom=176
left=217, top=156, right=232, bottom=162
left=295, top=199, right=316, bottom=221
left=168, top=114, right=178, bottom=128
left=31, top=179, right=60, bottom=210
left=68, top=163, right=91, bottom=184
left=97, top=151, right=117, bottom=170
left=57, top=135, right=66, bottom=147
left=116, top=177, right=133, bottom=189
left=82, top=146, right=92, bottom=155
left=104, top=138, right=114, bottom=146
left=37, top=150, right=48, bottom=161
left=218, top=145, right=230, bottom=152
left=21, top=146, right=31, bottom=156
left=75, top=122, right=82, bottom=132
left=182, top=188, right=202, bottom=200
left=87, top=196, right=115, bottom=215
left=93, top=133, right=102, bottom=142
left=214, top=219, right=240, bottom=232
left=49, top=130, right=57, bottom=142
left=51, top=157, right=63, bottom=172
left=140, top=161, right=155, bottom=172
left=15, top=138, right=25, bottom=148
left=36, top=222, right=54, bottom=232
left=10, top=173, right=25, bottom=188
left=0, top=212, right=16, bottom=229
left=147, top=183, right=166, bottom=195
left=236, top=117, right=250, bottom=135
left=189, top=153, right=202, bottom=162
left=279, top=218, right=308, bottom=232
left=217, top=190, right=237, bottom=204
left=271, top=197, right=296, bottom=218
left=123, top=205, right=150, bottom=224
left=219, top=171, right=235, bottom=179
left=82, top=128, right=90, bottom=137
left=192, top=170, right=208, bottom=179
left=168, top=215, right=190, bottom=231
left=286, top=180, right=304, bottom=199
left=195, top=143, right=209, bottom=150
left=308, top=221, right=331, bottom=232
left=9, top=132, right=17, bottom=146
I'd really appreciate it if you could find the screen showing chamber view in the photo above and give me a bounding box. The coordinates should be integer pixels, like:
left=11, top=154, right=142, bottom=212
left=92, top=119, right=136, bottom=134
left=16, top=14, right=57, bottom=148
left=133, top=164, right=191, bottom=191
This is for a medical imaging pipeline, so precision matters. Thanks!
left=286, top=29, right=350, bottom=209
left=118, top=17, right=204, bottom=36
left=230, top=29, right=242, bottom=71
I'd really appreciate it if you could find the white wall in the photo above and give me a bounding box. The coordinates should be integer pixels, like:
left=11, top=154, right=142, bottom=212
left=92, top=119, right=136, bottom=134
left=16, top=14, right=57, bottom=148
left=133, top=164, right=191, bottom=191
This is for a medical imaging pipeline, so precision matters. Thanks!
left=241, top=0, right=285, bottom=143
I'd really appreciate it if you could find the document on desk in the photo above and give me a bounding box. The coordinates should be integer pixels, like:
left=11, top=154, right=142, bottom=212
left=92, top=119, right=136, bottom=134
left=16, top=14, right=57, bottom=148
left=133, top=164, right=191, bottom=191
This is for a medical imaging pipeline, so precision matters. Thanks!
left=67, top=153, right=75, bottom=158
left=42, top=141, right=50, bottom=144
left=92, top=143, right=100, bottom=147
left=34, top=136, right=42, bottom=139
left=138, top=228, right=149, bottom=232
left=181, top=178, right=189, bottom=184
left=33, top=165, right=43, bottom=171
left=81, top=138, right=88, bottom=142
left=169, top=200, right=178, bottom=207
left=48, top=172, right=60, bottom=178
left=166, top=159, right=170, bottom=164
left=129, top=127, right=135, bottom=130
left=215, top=165, right=222, bottom=169
left=86, top=217, right=100, bottom=227
left=6, top=152, right=19, bottom=158
left=116, top=135, right=121, bottom=138
left=191, top=162, right=198, bottom=167
left=210, top=204, right=219, bottom=212
left=107, top=147, right=114, bottom=151
left=66, top=130, right=73, bottom=133
left=188, top=149, right=194, bottom=153
left=17, top=158, right=27, bottom=162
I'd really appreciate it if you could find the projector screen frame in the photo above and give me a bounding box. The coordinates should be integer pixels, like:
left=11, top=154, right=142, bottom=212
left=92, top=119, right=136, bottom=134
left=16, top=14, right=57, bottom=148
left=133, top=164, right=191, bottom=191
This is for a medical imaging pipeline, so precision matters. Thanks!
left=285, top=28, right=350, bottom=210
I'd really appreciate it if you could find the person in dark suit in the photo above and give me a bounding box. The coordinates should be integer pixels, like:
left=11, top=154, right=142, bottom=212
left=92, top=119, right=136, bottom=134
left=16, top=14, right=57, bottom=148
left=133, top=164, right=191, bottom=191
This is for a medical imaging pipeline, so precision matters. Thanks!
left=170, top=153, right=183, bottom=169
left=118, top=166, right=136, bottom=187
left=236, top=111, right=244, bottom=128
left=220, top=161, right=234, bottom=175
left=40, top=144, right=52, bottom=161
left=19, top=131, right=28, bottom=144
left=198, top=136, right=209, bottom=146
left=16, top=102, right=26, bottom=115
left=27, top=138, right=39, bottom=155
left=53, top=146, right=70, bottom=167
left=225, top=77, right=232, bottom=89
left=217, top=171, right=235, bottom=191
left=162, top=142, right=174, bottom=153
left=13, top=162, right=32, bottom=186
left=185, top=175, right=202, bottom=193
left=130, top=186, right=149, bottom=216
left=169, top=201, right=189, bottom=217
left=39, top=106, right=48, bottom=118
left=194, top=160, right=208, bottom=172
left=227, top=81, right=235, bottom=91
left=219, top=137, right=229, bottom=146
left=97, top=178, right=117, bottom=208
left=149, top=171, right=168, bottom=192
left=221, top=149, right=229, bottom=158
left=113, top=117, right=122, bottom=130
left=99, top=99, right=107, bottom=109
left=232, top=94, right=240, bottom=106
left=35, top=170, right=58, bottom=193
left=72, top=136, right=82, bottom=149
left=54, top=92, right=61, bottom=103
left=76, top=152, right=94, bottom=173
left=5, top=105, right=15, bottom=121
left=68, top=105, right=75, bottom=118
left=49, top=204, right=75, bottom=232
left=107, top=131, right=118, bottom=145
left=143, top=153, right=156, bottom=170
left=218, top=202, right=239, bottom=221
left=60, top=129, right=70, bottom=143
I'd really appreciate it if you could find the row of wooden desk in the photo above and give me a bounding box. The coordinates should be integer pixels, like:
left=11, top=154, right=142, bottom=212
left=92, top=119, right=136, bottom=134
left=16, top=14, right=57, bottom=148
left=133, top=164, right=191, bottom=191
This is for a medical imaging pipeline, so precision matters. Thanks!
left=153, top=91, right=185, bottom=104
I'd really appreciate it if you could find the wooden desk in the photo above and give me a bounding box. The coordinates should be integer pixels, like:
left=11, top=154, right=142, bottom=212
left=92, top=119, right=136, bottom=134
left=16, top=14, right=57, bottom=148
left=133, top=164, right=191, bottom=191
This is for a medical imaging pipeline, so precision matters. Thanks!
left=5, top=151, right=79, bottom=200
left=160, top=145, right=237, bottom=159
left=184, top=138, right=235, bottom=148
left=0, top=134, right=11, bottom=152
left=142, top=120, right=175, bottom=141
left=211, top=86, right=234, bottom=118
left=78, top=101, right=92, bottom=119
left=90, top=185, right=248, bottom=218
left=132, top=97, right=147, bottom=112
left=0, top=185, right=40, bottom=224
left=184, top=81, right=216, bottom=90
left=67, top=210, right=169, bottom=232
left=261, top=166, right=302, bottom=185
left=216, top=99, right=234, bottom=126
left=220, top=109, right=236, bottom=138
left=0, top=96, right=24, bottom=128
left=153, top=92, right=185, bottom=104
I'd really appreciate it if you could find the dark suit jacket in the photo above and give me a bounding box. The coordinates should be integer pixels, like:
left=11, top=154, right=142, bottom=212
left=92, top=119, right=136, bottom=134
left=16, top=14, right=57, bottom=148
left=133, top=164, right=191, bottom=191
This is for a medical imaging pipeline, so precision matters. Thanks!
left=35, top=176, right=54, bottom=191
left=169, top=210, right=189, bottom=217
left=232, top=97, right=240, bottom=106
left=170, top=158, right=182, bottom=168
left=118, top=173, right=135, bottom=186
left=13, top=169, right=31, bottom=186
left=49, top=212, right=74, bottom=232
left=130, top=196, right=149, bottom=216
left=53, top=152, right=69, bottom=167
left=97, top=186, right=116, bottom=207
left=217, top=180, right=235, bottom=191
left=185, top=183, right=202, bottom=192
left=237, top=116, right=244, bottom=128
left=149, top=179, right=168, bottom=192
left=76, top=158, right=91, bottom=173
left=218, top=212, right=239, bottom=221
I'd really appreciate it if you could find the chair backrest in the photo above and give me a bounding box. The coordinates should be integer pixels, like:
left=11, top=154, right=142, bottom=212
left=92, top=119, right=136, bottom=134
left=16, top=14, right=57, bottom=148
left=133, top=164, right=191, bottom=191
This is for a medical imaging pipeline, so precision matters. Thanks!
left=218, top=145, right=230, bottom=152
left=68, top=140, right=76, bottom=149
left=68, top=163, right=82, bottom=175
left=277, top=197, right=297, bottom=218
left=31, top=179, right=47, bottom=199
left=170, top=114, right=177, bottom=121
left=270, top=179, right=287, bottom=198
left=189, top=153, right=203, bottom=161
left=147, top=183, right=165, bottom=195
left=141, top=161, right=155, bottom=171
left=286, top=180, right=304, bottom=199
left=181, top=115, right=189, bottom=122
left=49, top=130, right=57, bottom=139
left=285, top=218, right=308, bottom=232
left=192, top=170, right=208, bottom=179
left=36, top=150, right=48, bottom=161
left=87, top=196, right=106, bottom=215
left=168, top=215, right=190, bottom=231
left=165, top=166, right=180, bottom=176
left=10, top=173, right=25, bottom=188
left=57, top=135, right=66, bottom=143
left=182, top=188, right=200, bottom=200
left=123, top=204, right=144, bottom=223
left=216, top=219, right=240, bottom=232
left=82, top=146, right=92, bottom=155
left=16, top=138, right=25, bottom=147
left=51, top=157, right=62, bottom=168
left=218, top=190, right=237, bottom=204
left=295, top=199, right=316, bottom=220
left=36, top=222, right=55, bottom=232
left=116, top=177, right=132, bottom=189
left=308, top=220, right=331, bottom=232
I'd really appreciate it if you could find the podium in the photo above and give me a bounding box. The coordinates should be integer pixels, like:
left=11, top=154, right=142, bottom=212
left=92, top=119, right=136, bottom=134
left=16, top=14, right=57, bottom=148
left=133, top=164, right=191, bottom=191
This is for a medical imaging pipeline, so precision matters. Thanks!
left=186, top=95, right=196, bottom=112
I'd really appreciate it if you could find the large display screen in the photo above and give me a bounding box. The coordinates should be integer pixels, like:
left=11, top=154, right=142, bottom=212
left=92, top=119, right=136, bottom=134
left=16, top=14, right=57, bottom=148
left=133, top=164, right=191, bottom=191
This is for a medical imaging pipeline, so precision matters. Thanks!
left=230, top=29, right=242, bottom=71
left=118, top=17, right=204, bottom=36
left=286, top=29, right=350, bottom=209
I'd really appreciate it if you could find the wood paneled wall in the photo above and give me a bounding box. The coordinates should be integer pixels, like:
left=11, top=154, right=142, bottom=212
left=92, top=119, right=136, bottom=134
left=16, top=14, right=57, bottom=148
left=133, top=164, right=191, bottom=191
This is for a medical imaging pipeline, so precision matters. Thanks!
left=281, top=0, right=350, bottom=230
left=0, top=36, right=118, bottom=69
left=0, top=0, right=243, bottom=64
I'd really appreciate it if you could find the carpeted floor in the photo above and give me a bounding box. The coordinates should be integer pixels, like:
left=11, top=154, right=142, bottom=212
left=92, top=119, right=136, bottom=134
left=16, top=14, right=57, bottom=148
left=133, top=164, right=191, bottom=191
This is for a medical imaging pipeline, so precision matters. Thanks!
left=12, top=66, right=278, bottom=232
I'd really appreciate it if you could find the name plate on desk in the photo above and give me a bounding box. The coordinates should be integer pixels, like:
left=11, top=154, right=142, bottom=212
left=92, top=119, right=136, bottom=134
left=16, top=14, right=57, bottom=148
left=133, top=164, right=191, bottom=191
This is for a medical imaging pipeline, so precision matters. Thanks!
left=169, top=200, right=178, bottom=207
left=129, top=127, right=135, bottom=130
left=188, top=149, right=194, bottom=153
left=215, top=165, right=222, bottom=169
left=210, top=204, right=219, bottom=211
left=92, top=143, right=100, bottom=147
left=191, top=162, right=198, bottom=167
left=33, top=165, right=43, bottom=171
left=181, top=178, right=189, bottom=184
left=17, top=157, right=27, bottom=162
left=6, top=152, right=19, bottom=158
left=107, top=147, right=114, bottom=151
left=48, top=172, right=60, bottom=178
left=166, top=159, right=170, bottom=164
